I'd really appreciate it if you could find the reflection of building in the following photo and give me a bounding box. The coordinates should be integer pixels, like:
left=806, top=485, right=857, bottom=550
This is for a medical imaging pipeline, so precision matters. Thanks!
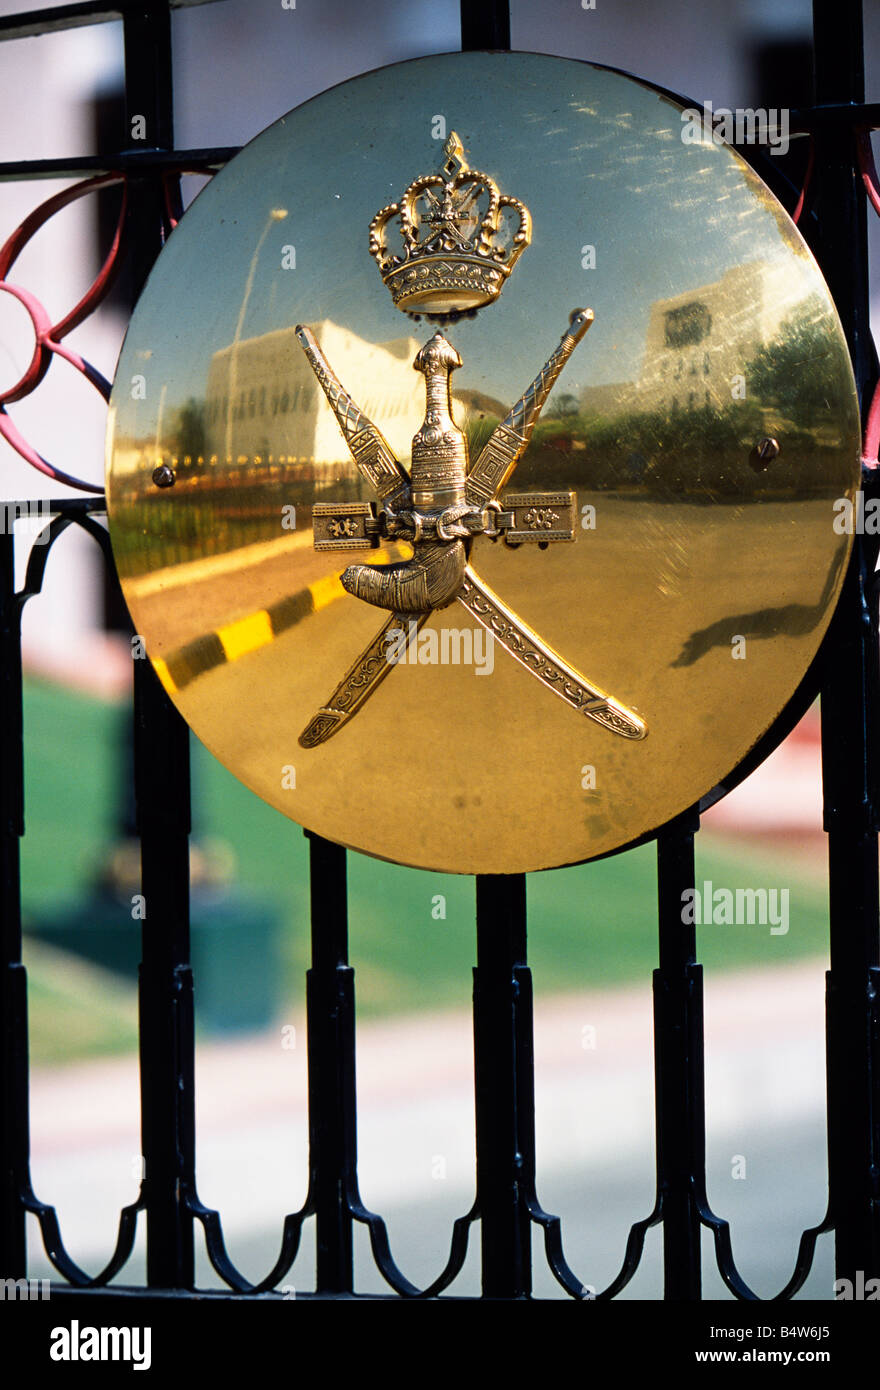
left=578, top=381, right=632, bottom=418
left=581, top=260, right=793, bottom=418
left=205, top=320, right=428, bottom=475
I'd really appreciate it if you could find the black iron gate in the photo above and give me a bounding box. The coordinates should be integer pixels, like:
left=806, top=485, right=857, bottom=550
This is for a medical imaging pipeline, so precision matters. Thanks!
left=0, top=0, right=878, bottom=1322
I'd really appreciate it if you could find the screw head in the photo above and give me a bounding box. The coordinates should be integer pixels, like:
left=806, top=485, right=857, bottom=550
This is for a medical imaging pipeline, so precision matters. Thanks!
left=750, top=437, right=781, bottom=472
left=152, top=464, right=176, bottom=488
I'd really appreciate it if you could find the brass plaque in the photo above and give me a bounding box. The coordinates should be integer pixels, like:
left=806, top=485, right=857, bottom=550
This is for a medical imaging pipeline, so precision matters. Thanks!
left=105, top=52, right=861, bottom=874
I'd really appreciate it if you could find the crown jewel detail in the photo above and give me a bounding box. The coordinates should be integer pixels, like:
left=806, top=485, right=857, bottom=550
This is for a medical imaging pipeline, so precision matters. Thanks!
left=369, top=132, right=531, bottom=318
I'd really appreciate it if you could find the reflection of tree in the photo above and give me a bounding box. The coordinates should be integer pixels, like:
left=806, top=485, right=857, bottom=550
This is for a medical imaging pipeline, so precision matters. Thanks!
left=581, top=401, right=765, bottom=454
left=468, top=399, right=777, bottom=491
left=171, top=397, right=206, bottom=465
left=745, top=295, right=840, bottom=426
left=467, top=383, right=834, bottom=497
left=465, top=414, right=501, bottom=458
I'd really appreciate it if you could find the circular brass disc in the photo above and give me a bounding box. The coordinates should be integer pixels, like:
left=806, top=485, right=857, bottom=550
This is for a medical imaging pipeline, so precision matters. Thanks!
left=106, top=52, right=860, bottom=875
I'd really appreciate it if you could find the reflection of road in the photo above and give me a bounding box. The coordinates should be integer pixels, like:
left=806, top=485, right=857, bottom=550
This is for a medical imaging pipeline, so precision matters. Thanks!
left=26, top=959, right=832, bottom=1299
left=132, top=529, right=410, bottom=691
left=131, top=532, right=325, bottom=655
left=671, top=538, right=847, bottom=668
left=126, top=499, right=848, bottom=872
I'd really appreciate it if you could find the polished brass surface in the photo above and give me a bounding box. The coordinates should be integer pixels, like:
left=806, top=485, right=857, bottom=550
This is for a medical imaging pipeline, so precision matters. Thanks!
left=106, top=52, right=861, bottom=874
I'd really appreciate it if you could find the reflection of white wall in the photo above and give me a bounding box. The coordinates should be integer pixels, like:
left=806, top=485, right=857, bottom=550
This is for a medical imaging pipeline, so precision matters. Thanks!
left=582, top=258, right=813, bottom=417
left=205, top=321, right=424, bottom=469
left=638, top=260, right=794, bottom=413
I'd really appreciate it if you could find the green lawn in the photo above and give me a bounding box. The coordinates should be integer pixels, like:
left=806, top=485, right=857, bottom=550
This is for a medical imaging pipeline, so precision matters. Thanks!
left=20, top=676, right=828, bottom=1061
left=23, top=940, right=140, bottom=1066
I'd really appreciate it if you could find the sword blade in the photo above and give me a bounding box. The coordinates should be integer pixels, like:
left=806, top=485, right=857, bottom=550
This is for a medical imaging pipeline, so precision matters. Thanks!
left=465, top=308, right=594, bottom=507
left=299, top=610, right=430, bottom=748
left=295, top=324, right=411, bottom=509
left=456, top=566, right=646, bottom=740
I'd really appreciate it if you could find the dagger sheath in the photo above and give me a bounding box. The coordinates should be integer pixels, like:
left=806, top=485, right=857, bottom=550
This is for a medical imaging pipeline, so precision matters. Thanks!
left=299, top=610, right=429, bottom=748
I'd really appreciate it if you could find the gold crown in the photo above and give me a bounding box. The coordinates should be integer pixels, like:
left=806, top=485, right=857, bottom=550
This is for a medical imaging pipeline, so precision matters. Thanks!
left=368, top=132, right=531, bottom=318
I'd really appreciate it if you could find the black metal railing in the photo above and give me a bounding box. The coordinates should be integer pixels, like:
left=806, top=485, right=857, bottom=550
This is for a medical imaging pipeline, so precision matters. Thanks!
left=0, top=0, right=877, bottom=1304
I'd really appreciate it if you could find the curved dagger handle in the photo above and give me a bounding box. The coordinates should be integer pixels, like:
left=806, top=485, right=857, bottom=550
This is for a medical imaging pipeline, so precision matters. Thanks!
left=465, top=308, right=594, bottom=507
left=295, top=324, right=411, bottom=509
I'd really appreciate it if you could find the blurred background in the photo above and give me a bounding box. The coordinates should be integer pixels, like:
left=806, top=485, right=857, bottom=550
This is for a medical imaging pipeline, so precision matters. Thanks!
left=1, top=0, right=878, bottom=1298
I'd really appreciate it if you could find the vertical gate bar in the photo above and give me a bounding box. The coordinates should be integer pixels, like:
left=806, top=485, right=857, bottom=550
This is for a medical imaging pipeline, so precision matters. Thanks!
left=133, top=659, right=195, bottom=1288
left=655, top=808, right=703, bottom=1299
left=123, top=0, right=174, bottom=303
left=306, top=832, right=355, bottom=1293
left=809, top=0, right=880, bottom=1284
left=474, top=873, right=531, bottom=1298
left=809, top=2, right=877, bottom=405
left=460, top=0, right=510, bottom=51
left=0, top=535, right=27, bottom=1276
left=461, top=0, right=521, bottom=1302
left=121, top=0, right=197, bottom=1289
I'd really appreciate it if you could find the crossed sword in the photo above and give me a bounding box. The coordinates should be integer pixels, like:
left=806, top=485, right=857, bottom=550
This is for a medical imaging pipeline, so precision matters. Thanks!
left=295, top=309, right=647, bottom=748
